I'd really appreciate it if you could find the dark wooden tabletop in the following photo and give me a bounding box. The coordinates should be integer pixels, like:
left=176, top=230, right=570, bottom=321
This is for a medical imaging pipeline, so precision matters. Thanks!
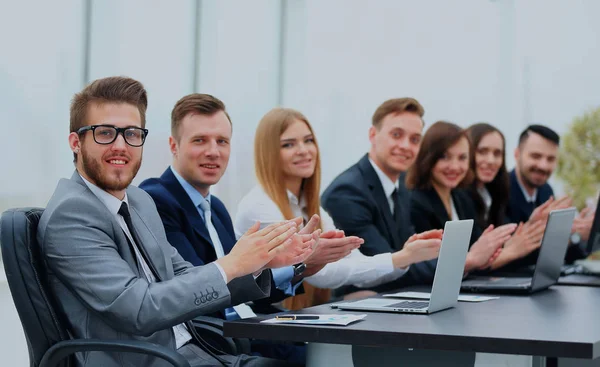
left=224, top=285, right=600, bottom=359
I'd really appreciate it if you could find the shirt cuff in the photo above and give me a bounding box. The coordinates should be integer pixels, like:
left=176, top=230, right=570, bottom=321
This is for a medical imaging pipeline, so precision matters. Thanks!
left=213, top=262, right=228, bottom=283
left=272, top=266, right=301, bottom=296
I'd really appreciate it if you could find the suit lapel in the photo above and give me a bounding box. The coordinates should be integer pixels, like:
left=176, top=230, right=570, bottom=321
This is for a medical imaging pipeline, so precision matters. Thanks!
left=70, top=171, right=164, bottom=279
left=128, top=204, right=168, bottom=281
left=160, top=168, right=214, bottom=247
left=427, top=188, right=450, bottom=224
left=358, top=155, right=402, bottom=249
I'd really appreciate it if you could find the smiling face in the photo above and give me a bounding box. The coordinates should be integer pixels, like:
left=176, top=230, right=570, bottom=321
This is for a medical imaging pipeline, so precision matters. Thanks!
left=432, top=136, right=470, bottom=191
left=68, top=102, right=143, bottom=199
left=279, top=119, right=318, bottom=185
left=170, top=111, right=232, bottom=196
left=369, top=112, right=423, bottom=182
left=515, top=132, right=558, bottom=190
left=475, top=131, right=504, bottom=184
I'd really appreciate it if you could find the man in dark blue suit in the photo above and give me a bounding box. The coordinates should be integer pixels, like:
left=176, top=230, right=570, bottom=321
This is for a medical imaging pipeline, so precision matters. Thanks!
left=506, top=124, right=591, bottom=269
left=322, top=98, right=488, bottom=290
left=140, top=94, right=306, bottom=364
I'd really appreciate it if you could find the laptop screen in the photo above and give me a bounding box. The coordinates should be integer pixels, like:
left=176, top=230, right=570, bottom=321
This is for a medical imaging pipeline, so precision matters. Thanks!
left=585, top=195, right=600, bottom=255
left=531, top=208, right=576, bottom=291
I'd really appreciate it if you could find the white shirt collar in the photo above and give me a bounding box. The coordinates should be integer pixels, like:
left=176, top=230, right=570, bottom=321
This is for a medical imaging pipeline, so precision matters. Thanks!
left=170, top=166, right=211, bottom=208
left=516, top=173, right=537, bottom=203
left=287, top=190, right=306, bottom=210
left=368, top=157, right=398, bottom=198
left=477, top=186, right=493, bottom=210
left=79, top=173, right=128, bottom=215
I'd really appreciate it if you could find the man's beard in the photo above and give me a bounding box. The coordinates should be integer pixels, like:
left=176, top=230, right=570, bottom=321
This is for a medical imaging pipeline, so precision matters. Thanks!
left=519, top=165, right=550, bottom=189
left=80, top=149, right=141, bottom=192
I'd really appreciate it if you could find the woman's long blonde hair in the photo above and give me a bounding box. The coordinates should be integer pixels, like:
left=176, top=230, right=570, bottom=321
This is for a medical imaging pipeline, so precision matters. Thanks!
left=254, top=107, right=323, bottom=227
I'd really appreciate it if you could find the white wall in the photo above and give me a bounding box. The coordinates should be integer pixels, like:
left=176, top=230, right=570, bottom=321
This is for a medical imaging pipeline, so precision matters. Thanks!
left=1, top=0, right=600, bottom=363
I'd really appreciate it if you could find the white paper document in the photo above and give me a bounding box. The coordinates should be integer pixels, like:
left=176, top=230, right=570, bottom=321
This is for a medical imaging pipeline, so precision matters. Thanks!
left=261, top=314, right=367, bottom=326
left=383, top=291, right=499, bottom=303
left=233, top=304, right=257, bottom=319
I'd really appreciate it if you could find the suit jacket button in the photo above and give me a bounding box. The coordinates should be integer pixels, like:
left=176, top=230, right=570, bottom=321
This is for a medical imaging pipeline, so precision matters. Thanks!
left=194, top=299, right=201, bottom=306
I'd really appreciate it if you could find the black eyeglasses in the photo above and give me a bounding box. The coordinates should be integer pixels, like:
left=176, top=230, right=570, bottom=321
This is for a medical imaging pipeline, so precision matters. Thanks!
left=77, top=125, right=149, bottom=147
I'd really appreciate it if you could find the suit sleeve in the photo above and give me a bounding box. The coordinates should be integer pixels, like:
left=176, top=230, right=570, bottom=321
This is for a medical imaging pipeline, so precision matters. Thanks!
left=322, top=183, right=395, bottom=256
left=41, top=197, right=231, bottom=336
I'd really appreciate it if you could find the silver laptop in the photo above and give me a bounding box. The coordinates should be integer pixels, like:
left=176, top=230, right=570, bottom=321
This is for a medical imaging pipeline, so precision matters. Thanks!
left=332, top=220, right=473, bottom=314
left=461, top=208, right=576, bottom=294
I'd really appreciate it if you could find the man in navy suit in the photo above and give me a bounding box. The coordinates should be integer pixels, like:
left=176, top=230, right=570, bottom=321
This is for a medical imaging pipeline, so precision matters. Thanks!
left=140, top=94, right=306, bottom=364
left=506, top=124, right=591, bottom=269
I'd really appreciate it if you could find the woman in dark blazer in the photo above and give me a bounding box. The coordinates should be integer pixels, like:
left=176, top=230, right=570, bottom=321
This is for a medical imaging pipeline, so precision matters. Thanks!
left=406, top=121, right=516, bottom=272
left=465, top=123, right=546, bottom=270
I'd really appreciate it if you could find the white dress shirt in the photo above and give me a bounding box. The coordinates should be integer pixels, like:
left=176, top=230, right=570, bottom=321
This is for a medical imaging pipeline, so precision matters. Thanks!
left=368, top=157, right=398, bottom=213
left=477, top=186, right=492, bottom=220
left=234, top=185, right=408, bottom=289
left=450, top=196, right=460, bottom=221
left=79, top=175, right=192, bottom=348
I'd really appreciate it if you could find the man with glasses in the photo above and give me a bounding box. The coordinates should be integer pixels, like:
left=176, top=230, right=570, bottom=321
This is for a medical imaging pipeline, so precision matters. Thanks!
left=37, top=76, right=312, bottom=366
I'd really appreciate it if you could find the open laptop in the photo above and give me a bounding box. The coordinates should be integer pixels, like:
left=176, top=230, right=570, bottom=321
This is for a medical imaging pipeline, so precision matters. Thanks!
left=331, top=220, right=473, bottom=314
left=461, top=208, right=576, bottom=294
left=559, top=198, right=600, bottom=285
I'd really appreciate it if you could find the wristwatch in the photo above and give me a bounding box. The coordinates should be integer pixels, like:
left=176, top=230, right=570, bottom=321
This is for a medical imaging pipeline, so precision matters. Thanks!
left=293, top=263, right=306, bottom=277
left=571, top=232, right=581, bottom=245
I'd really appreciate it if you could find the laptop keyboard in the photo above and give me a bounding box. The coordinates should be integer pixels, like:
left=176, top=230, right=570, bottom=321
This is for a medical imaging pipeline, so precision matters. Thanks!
left=388, top=301, right=430, bottom=309
left=487, top=277, right=531, bottom=286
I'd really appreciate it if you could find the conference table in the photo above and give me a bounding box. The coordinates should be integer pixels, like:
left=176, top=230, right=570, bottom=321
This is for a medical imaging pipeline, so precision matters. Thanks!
left=224, top=285, right=600, bottom=367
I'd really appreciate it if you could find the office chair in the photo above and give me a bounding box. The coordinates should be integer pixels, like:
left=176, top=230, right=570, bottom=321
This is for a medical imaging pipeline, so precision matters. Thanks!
left=0, top=208, right=193, bottom=366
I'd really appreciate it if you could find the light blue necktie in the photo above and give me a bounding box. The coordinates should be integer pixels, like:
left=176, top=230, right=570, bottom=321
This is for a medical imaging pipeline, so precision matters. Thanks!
left=199, top=200, right=225, bottom=258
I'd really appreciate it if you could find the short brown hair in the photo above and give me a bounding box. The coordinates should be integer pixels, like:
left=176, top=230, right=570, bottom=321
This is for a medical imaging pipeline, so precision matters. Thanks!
left=171, top=93, right=231, bottom=140
left=372, top=97, right=425, bottom=129
left=70, top=76, right=148, bottom=161
left=406, top=121, right=474, bottom=190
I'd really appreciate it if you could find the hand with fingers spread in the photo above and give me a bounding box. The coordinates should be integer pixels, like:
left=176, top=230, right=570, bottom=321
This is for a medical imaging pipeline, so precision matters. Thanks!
left=391, top=229, right=443, bottom=269
left=490, top=220, right=546, bottom=270
left=216, top=220, right=313, bottom=281
left=264, top=230, right=319, bottom=269
left=572, top=207, right=594, bottom=242
left=465, top=223, right=517, bottom=272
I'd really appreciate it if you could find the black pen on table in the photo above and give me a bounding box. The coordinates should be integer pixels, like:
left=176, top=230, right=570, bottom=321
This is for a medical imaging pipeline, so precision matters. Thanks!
left=275, top=315, right=319, bottom=320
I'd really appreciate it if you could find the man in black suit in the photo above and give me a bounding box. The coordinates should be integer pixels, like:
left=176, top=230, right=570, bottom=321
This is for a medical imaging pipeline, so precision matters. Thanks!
left=322, top=98, right=436, bottom=287
left=506, top=124, right=591, bottom=268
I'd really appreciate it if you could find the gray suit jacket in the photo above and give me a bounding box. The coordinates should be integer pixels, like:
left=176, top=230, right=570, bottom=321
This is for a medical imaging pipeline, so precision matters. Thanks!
left=38, top=172, right=271, bottom=366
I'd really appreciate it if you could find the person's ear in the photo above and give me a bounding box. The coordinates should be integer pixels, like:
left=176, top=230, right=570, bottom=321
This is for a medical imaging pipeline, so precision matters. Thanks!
left=68, top=132, right=81, bottom=153
left=169, top=136, right=178, bottom=157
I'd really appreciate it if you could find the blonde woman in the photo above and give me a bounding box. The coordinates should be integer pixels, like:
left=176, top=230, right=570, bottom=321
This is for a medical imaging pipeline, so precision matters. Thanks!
left=235, top=108, right=443, bottom=309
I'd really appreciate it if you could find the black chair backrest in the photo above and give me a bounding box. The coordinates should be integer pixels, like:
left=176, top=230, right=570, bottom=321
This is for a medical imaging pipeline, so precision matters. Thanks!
left=1, top=208, right=71, bottom=367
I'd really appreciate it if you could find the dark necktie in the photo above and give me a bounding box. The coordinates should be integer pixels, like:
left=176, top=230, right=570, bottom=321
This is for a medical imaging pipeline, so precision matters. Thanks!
left=392, top=188, right=400, bottom=222
left=118, top=202, right=159, bottom=279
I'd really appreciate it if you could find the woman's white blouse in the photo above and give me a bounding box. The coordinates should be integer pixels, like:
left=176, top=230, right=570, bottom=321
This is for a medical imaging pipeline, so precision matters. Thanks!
left=234, top=185, right=408, bottom=289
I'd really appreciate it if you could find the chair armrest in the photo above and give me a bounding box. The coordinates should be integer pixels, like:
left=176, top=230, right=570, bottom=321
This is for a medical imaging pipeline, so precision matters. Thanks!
left=39, top=339, right=190, bottom=367
left=192, top=317, right=252, bottom=355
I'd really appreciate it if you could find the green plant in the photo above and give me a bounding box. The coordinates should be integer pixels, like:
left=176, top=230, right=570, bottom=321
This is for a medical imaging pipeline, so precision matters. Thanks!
left=557, top=107, right=600, bottom=209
